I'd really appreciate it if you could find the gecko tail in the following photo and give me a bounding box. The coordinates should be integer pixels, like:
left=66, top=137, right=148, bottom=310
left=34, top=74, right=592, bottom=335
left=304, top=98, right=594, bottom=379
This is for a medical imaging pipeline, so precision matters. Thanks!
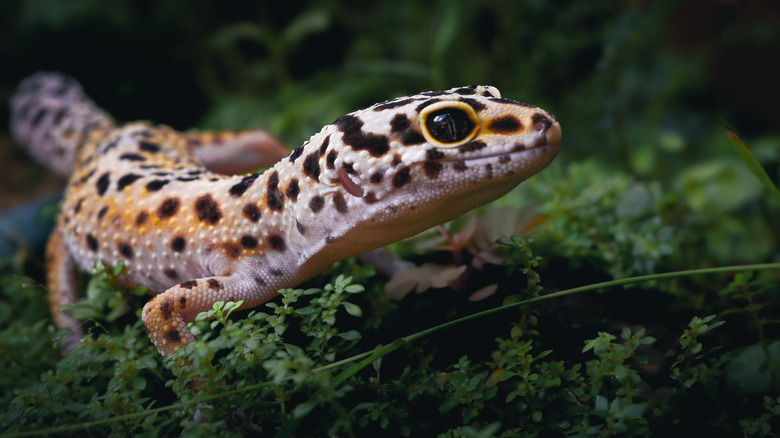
left=10, top=72, right=114, bottom=176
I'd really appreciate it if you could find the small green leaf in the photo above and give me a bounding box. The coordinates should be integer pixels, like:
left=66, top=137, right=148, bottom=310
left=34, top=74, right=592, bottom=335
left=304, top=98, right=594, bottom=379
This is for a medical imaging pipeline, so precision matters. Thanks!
left=594, top=395, right=608, bottom=415
left=293, top=400, right=316, bottom=417
left=112, top=262, right=125, bottom=277
left=338, top=330, right=362, bottom=341
left=345, top=284, right=365, bottom=294
left=132, top=377, right=146, bottom=390
left=342, top=302, right=362, bottom=317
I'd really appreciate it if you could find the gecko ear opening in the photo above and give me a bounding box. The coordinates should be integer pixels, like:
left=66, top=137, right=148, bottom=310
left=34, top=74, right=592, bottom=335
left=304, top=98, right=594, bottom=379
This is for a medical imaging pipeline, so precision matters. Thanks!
left=420, top=101, right=479, bottom=148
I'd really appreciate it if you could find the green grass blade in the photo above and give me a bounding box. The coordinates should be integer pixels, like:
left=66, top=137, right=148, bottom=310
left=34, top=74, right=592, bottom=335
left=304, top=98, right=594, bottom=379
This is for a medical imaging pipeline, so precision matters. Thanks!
left=723, top=128, right=780, bottom=201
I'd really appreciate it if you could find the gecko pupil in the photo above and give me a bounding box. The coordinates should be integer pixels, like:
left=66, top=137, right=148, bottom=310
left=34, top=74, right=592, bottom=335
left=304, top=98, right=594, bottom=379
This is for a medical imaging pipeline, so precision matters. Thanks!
left=426, top=108, right=474, bottom=143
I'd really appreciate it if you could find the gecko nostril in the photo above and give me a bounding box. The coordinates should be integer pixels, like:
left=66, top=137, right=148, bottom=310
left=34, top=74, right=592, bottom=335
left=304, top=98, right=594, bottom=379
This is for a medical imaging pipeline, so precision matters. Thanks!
left=532, top=113, right=552, bottom=133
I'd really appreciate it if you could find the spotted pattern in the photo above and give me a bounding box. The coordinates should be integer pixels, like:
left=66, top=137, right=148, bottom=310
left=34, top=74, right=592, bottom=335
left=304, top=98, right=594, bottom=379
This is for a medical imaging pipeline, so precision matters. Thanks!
left=194, top=194, right=222, bottom=224
left=157, top=198, right=180, bottom=219
left=11, top=74, right=560, bottom=359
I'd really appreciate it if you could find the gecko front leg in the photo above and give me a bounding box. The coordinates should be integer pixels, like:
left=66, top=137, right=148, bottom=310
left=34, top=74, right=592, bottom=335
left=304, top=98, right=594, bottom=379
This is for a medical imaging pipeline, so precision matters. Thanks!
left=141, top=274, right=273, bottom=356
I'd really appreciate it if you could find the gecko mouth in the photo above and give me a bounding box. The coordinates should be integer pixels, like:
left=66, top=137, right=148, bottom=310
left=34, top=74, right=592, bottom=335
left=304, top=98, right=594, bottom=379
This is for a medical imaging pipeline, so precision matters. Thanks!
left=442, top=143, right=559, bottom=166
left=338, top=144, right=559, bottom=199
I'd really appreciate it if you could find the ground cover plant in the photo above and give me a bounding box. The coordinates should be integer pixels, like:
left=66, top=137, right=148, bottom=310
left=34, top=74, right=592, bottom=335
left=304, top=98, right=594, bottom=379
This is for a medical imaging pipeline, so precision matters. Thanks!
left=1, top=1, right=779, bottom=436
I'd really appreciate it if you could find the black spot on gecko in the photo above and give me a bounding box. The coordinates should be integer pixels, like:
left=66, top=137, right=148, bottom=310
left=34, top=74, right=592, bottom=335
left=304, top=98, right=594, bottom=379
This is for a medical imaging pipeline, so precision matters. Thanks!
left=179, top=296, right=187, bottom=307
left=157, top=197, right=180, bottom=219
left=254, top=277, right=266, bottom=286
left=319, top=136, right=330, bottom=156
left=415, top=99, right=440, bottom=113
left=363, top=192, right=378, bottom=204
left=498, top=154, right=511, bottom=164
left=101, top=137, right=120, bottom=153
left=29, top=108, right=47, bottom=129
left=267, top=234, right=286, bottom=251
left=423, top=161, right=443, bottom=179
left=118, top=242, right=134, bottom=259
left=135, top=211, right=148, bottom=226
left=459, top=97, right=486, bottom=111
left=289, top=145, right=304, bottom=163
left=120, top=153, right=146, bottom=162
left=392, top=167, right=411, bottom=188
left=390, top=114, right=410, bottom=132
left=86, top=234, right=98, bottom=252
left=146, top=180, right=170, bottom=192
left=194, top=194, right=222, bottom=224
left=326, top=150, right=337, bottom=170
left=333, top=192, right=348, bottom=214
left=374, top=97, right=416, bottom=111
left=455, top=87, right=477, bottom=95
left=96, top=172, right=110, bottom=196
left=97, top=206, right=108, bottom=220
left=241, top=235, right=258, bottom=249
left=51, top=108, right=66, bottom=125
left=266, top=171, right=284, bottom=211
left=335, top=114, right=390, bottom=157
left=458, top=140, right=486, bottom=153
left=370, top=172, right=383, bottom=184
left=74, top=169, right=95, bottom=186
left=160, top=299, right=173, bottom=320
left=117, top=173, right=143, bottom=191
left=426, top=149, right=445, bottom=160
left=491, top=97, right=533, bottom=108
left=309, top=195, right=325, bottom=213
left=270, top=268, right=284, bottom=277
left=296, top=219, right=305, bottom=235
left=453, top=161, right=467, bottom=171
left=179, top=280, right=197, bottom=289
left=285, top=179, right=300, bottom=201
left=74, top=198, right=84, bottom=214
left=138, top=141, right=161, bottom=153
left=400, top=130, right=425, bottom=145
left=489, top=115, right=523, bottom=133
left=207, top=279, right=221, bottom=290
left=229, top=173, right=259, bottom=197
left=164, top=269, right=178, bottom=280
left=165, top=329, right=180, bottom=342
left=171, top=236, right=186, bottom=252
left=303, top=153, right=321, bottom=181
left=242, top=204, right=261, bottom=222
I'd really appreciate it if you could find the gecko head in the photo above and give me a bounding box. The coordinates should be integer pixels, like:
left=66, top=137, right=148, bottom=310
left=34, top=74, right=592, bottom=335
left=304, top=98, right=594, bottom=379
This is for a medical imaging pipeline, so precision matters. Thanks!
left=312, top=85, right=560, bottom=231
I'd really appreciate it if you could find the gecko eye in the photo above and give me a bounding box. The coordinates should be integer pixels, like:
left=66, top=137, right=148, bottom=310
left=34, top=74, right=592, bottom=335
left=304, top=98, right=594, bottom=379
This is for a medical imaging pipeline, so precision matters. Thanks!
left=420, top=101, right=479, bottom=147
left=426, top=109, right=473, bottom=143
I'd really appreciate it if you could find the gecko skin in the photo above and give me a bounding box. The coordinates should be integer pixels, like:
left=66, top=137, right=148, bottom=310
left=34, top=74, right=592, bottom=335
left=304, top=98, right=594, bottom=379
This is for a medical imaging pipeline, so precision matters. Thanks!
left=10, top=72, right=561, bottom=357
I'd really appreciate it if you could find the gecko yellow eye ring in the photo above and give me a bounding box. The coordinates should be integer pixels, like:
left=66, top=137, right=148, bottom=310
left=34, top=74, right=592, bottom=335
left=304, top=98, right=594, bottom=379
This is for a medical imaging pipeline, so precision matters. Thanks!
left=420, top=101, right=479, bottom=146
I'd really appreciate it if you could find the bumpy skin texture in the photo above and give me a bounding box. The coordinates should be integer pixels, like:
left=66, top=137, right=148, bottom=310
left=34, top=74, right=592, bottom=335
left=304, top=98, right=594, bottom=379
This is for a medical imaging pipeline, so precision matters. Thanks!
left=11, top=72, right=561, bottom=357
